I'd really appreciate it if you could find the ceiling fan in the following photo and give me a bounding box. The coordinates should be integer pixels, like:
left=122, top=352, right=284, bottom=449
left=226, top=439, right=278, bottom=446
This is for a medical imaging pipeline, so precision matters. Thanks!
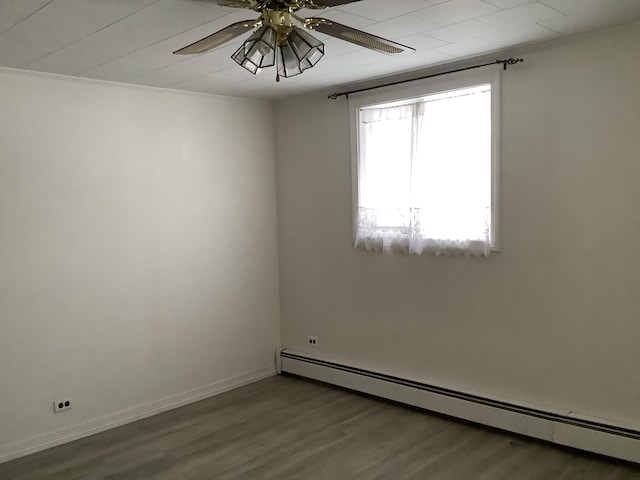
left=175, top=0, right=414, bottom=80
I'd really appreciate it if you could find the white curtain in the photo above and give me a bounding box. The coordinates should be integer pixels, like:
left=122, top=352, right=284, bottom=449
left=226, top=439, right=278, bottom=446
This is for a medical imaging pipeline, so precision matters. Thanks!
left=355, top=86, right=492, bottom=256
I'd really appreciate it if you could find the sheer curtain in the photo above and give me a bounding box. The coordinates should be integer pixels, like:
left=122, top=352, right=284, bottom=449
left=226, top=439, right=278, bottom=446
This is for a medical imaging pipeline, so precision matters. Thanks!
left=355, top=85, right=492, bottom=256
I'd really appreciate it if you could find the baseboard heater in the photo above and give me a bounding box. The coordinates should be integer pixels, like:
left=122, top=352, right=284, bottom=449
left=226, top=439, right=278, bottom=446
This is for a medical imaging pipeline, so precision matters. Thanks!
left=277, top=349, right=640, bottom=464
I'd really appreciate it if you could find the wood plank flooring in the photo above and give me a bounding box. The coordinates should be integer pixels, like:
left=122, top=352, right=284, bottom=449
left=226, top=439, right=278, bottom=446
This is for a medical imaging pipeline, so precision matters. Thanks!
left=1, top=375, right=640, bottom=479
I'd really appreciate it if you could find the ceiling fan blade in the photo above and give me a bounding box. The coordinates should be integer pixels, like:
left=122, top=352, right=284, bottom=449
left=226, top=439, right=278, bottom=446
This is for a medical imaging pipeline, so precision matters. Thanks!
left=173, top=19, right=260, bottom=55
left=304, top=18, right=414, bottom=55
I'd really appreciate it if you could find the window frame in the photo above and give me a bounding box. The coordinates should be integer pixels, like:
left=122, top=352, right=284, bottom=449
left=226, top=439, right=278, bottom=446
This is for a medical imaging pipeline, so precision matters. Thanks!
left=349, top=67, right=501, bottom=252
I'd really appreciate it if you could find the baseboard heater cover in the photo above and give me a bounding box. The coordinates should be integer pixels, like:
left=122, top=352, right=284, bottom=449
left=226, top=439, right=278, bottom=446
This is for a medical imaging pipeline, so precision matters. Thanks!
left=277, top=349, right=640, bottom=464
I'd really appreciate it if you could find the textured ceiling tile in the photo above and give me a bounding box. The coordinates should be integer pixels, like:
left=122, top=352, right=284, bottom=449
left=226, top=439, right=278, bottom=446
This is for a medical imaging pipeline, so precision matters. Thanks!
left=483, top=0, right=534, bottom=9
left=174, top=38, right=254, bottom=73
left=541, top=7, right=640, bottom=35
left=364, top=49, right=453, bottom=74
left=127, top=60, right=215, bottom=87
left=315, top=9, right=377, bottom=28
left=541, top=0, right=640, bottom=16
left=338, top=0, right=434, bottom=22
left=307, top=49, right=388, bottom=78
left=427, top=20, right=502, bottom=43
left=114, top=11, right=252, bottom=70
left=395, top=33, right=449, bottom=51
left=202, top=65, right=255, bottom=81
left=170, top=75, right=258, bottom=96
left=478, top=2, right=565, bottom=30
left=434, top=23, right=557, bottom=56
left=82, top=59, right=163, bottom=83
left=539, top=0, right=606, bottom=15
left=363, top=15, right=439, bottom=39
left=0, top=0, right=52, bottom=35
left=0, top=41, right=51, bottom=68
left=294, top=6, right=338, bottom=19
left=0, top=0, right=158, bottom=51
left=412, top=0, right=501, bottom=26
left=26, top=0, right=230, bottom=74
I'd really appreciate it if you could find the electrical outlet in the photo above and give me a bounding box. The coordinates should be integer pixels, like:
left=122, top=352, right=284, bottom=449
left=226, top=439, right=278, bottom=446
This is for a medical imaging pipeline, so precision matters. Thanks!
left=307, top=336, right=319, bottom=347
left=53, top=398, right=72, bottom=413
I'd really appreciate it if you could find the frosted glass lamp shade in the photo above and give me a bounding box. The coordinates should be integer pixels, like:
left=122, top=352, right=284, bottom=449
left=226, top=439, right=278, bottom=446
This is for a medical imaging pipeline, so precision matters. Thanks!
left=277, top=27, right=325, bottom=78
left=232, top=25, right=277, bottom=74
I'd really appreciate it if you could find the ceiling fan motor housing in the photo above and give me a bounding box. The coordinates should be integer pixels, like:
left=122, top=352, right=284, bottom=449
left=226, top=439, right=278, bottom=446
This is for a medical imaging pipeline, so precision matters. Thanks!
left=262, top=10, right=294, bottom=45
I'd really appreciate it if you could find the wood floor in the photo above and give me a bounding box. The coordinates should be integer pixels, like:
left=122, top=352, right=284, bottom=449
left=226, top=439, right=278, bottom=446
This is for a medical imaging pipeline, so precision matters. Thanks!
left=1, top=375, right=640, bottom=480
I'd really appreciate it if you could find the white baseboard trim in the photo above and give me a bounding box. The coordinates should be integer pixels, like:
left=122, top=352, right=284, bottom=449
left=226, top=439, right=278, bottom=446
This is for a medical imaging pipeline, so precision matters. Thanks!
left=0, top=367, right=275, bottom=465
left=279, top=349, right=640, bottom=464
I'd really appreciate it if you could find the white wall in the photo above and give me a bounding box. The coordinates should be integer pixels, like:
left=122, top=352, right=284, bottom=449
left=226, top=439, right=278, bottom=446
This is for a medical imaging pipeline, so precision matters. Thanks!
left=0, top=70, right=280, bottom=458
left=275, top=22, right=640, bottom=429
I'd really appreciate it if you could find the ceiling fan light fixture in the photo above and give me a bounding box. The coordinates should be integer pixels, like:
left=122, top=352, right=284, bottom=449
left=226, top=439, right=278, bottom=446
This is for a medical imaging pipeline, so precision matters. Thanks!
left=289, top=27, right=325, bottom=67
left=175, top=1, right=414, bottom=82
left=276, top=27, right=325, bottom=78
left=232, top=25, right=277, bottom=74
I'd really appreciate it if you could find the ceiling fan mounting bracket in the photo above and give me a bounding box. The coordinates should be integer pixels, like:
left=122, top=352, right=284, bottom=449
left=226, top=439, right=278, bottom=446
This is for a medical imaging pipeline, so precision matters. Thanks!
left=261, top=11, right=294, bottom=45
left=262, top=10, right=293, bottom=27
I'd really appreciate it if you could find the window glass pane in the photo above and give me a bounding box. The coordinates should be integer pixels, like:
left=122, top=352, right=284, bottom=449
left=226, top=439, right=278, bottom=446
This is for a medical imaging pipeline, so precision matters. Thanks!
left=355, top=80, right=495, bottom=256
left=359, top=108, right=413, bottom=213
left=413, top=85, right=491, bottom=240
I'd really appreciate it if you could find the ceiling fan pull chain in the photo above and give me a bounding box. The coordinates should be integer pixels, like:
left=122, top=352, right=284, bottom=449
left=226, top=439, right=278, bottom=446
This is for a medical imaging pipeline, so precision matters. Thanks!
left=275, top=42, right=280, bottom=82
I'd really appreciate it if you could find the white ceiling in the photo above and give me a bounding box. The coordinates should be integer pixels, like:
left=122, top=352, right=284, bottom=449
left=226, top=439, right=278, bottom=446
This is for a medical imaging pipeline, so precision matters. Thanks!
left=1, top=0, right=639, bottom=100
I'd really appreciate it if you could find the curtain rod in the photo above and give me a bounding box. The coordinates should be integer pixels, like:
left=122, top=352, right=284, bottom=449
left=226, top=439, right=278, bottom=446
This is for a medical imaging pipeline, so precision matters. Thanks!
left=327, top=57, right=524, bottom=100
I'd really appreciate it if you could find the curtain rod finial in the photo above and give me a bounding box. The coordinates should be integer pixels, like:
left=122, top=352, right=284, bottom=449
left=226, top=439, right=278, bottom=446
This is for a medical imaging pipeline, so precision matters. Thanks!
left=500, top=57, right=524, bottom=70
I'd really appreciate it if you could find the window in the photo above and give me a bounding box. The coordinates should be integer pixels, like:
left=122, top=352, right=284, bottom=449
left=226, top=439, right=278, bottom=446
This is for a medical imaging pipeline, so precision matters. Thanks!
left=350, top=69, right=500, bottom=256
